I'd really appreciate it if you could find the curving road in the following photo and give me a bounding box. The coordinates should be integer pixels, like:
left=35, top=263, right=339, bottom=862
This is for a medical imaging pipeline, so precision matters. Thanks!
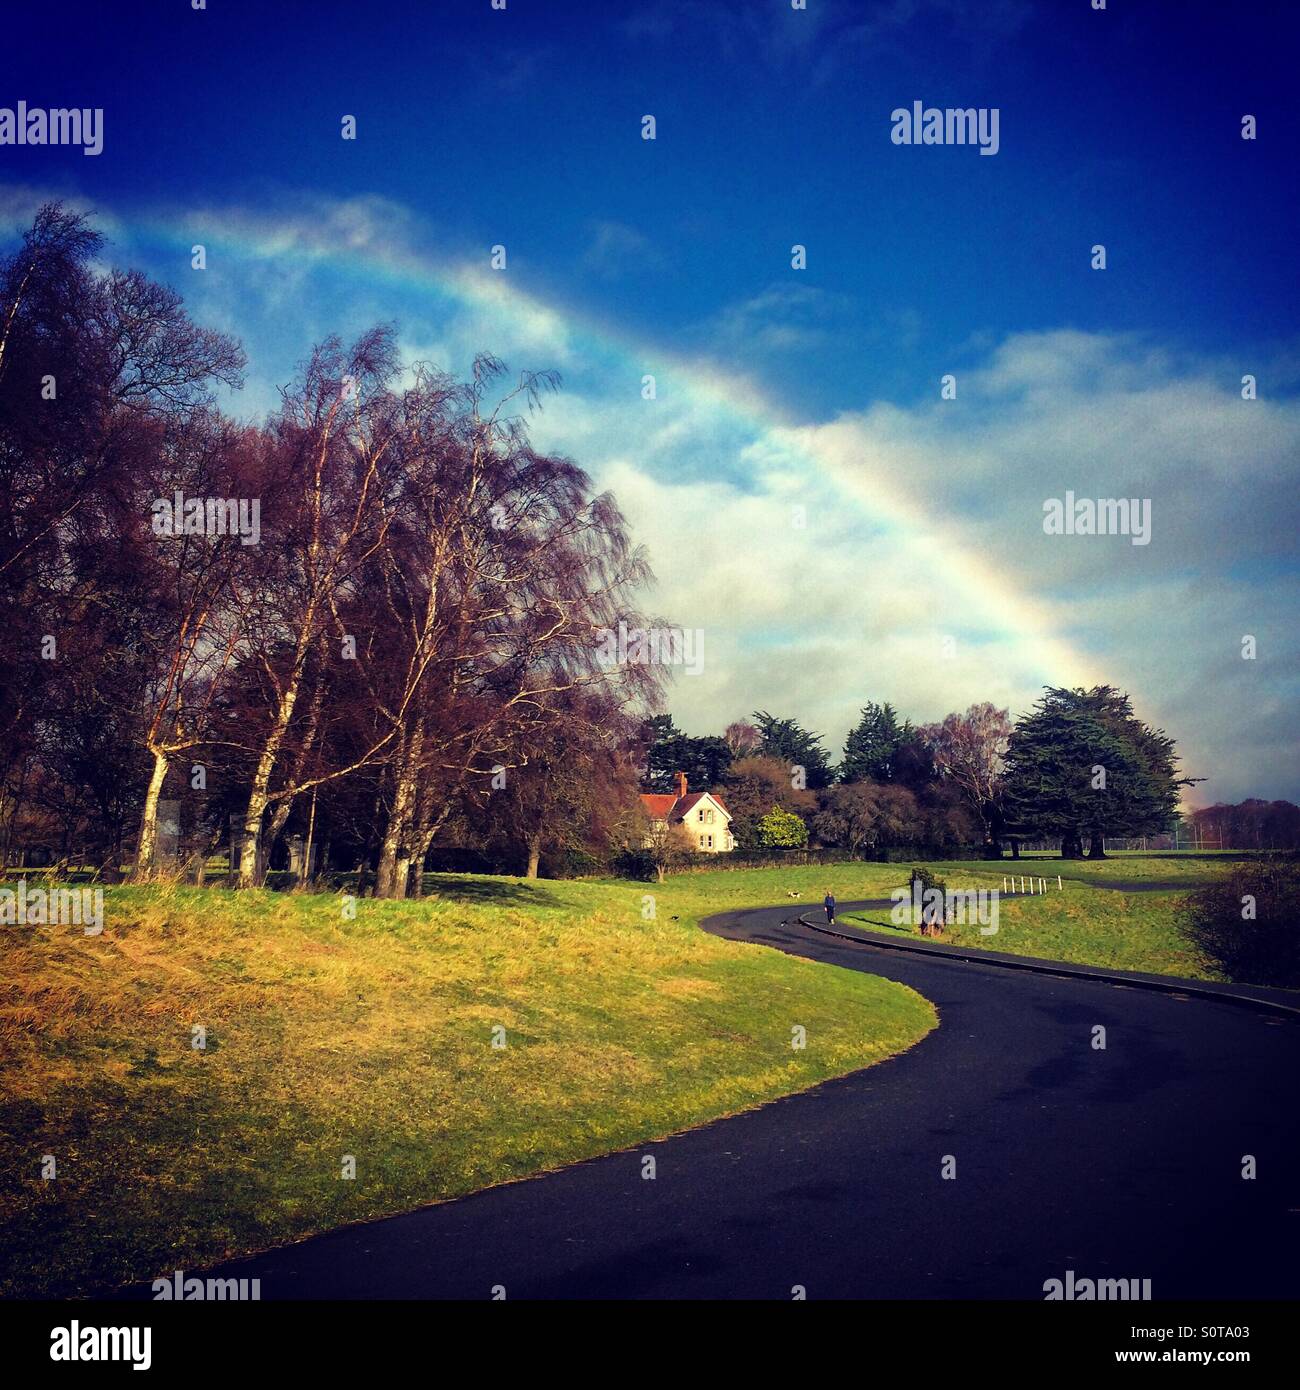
left=132, top=900, right=1300, bottom=1300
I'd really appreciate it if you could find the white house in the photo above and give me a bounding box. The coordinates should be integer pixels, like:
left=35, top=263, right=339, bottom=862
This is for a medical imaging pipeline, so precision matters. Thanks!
left=640, top=772, right=735, bottom=853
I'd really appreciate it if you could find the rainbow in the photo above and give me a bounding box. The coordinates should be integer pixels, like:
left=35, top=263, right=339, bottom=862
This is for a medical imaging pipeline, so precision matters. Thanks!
left=112, top=197, right=1097, bottom=703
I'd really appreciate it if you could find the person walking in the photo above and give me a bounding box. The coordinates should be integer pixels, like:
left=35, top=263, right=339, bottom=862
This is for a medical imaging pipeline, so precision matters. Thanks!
left=824, top=891, right=836, bottom=925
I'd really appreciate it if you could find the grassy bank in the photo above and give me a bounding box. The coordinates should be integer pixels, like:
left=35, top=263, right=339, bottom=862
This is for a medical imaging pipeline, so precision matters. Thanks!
left=802, top=855, right=1243, bottom=979
left=841, top=887, right=1208, bottom=979
left=0, top=875, right=935, bottom=1298
left=625, top=856, right=1221, bottom=981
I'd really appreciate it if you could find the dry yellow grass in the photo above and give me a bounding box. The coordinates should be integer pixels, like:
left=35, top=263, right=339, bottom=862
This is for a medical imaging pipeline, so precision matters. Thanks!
left=0, top=875, right=935, bottom=1296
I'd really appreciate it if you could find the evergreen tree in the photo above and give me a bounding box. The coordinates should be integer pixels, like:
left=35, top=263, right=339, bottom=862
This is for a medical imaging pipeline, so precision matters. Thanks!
left=1073, top=686, right=1194, bottom=856
left=841, top=702, right=917, bottom=784
left=751, top=710, right=834, bottom=789
left=639, top=714, right=733, bottom=793
left=1001, top=687, right=1191, bottom=857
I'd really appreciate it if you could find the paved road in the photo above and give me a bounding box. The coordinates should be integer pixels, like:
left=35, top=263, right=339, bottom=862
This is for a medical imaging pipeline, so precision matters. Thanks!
left=137, top=901, right=1300, bottom=1300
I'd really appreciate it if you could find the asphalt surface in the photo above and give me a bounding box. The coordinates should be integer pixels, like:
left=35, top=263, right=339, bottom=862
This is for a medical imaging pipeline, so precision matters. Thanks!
left=126, top=900, right=1300, bottom=1300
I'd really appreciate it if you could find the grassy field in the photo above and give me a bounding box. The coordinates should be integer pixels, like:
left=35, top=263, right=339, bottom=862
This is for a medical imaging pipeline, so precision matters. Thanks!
left=970, top=852, right=1240, bottom=883
left=839, top=888, right=1209, bottom=979
left=0, top=852, right=1245, bottom=1296
left=814, top=856, right=1234, bottom=979
left=0, top=874, right=936, bottom=1298
left=614, top=854, right=1226, bottom=982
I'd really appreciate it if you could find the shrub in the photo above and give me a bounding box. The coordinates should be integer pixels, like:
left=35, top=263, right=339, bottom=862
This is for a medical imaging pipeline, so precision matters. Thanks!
left=908, top=865, right=949, bottom=936
left=611, top=847, right=658, bottom=882
left=539, top=847, right=608, bottom=879
left=1179, top=856, right=1300, bottom=987
left=755, top=805, right=810, bottom=848
left=908, top=864, right=947, bottom=898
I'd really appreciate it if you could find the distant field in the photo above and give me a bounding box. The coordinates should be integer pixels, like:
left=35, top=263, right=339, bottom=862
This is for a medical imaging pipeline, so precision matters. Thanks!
left=0, top=875, right=935, bottom=1298
left=607, top=850, right=1242, bottom=907
left=969, top=852, right=1243, bottom=883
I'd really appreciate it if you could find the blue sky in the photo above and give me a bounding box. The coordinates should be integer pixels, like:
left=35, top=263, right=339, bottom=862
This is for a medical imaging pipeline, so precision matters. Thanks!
left=3, top=0, right=1298, bottom=802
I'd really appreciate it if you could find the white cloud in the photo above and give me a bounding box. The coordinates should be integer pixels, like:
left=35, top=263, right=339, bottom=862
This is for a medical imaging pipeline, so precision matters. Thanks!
left=703, top=283, right=850, bottom=355
left=537, top=331, right=1299, bottom=803
left=581, top=220, right=660, bottom=278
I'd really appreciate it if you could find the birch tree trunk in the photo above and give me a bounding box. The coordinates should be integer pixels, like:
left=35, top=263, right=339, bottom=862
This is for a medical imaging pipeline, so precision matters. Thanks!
left=376, top=724, right=423, bottom=899
left=133, top=747, right=170, bottom=880
left=237, top=686, right=299, bottom=889
left=405, top=798, right=455, bottom=899
left=263, top=675, right=325, bottom=868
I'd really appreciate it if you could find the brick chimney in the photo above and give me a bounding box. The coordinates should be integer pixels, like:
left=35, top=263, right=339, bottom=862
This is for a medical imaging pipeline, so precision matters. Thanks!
left=675, top=771, right=687, bottom=801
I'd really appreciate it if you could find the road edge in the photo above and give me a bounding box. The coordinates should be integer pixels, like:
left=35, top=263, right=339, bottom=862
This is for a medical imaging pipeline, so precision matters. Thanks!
left=788, top=908, right=1300, bottom=1020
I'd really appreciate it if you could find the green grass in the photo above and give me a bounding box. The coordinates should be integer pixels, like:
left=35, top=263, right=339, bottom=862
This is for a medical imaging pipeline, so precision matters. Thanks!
left=0, top=875, right=935, bottom=1298
left=620, top=855, right=1224, bottom=981
left=988, top=850, right=1244, bottom=876
left=616, top=851, right=1238, bottom=981
left=1018, top=856, right=1237, bottom=882
left=839, top=888, right=1209, bottom=979
left=819, top=856, right=1242, bottom=980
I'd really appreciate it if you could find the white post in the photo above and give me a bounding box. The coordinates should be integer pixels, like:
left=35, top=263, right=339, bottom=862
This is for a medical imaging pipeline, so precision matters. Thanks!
left=1020, top=876, right=1025, bottom=893
left=1057, top=874, right=1062, bottom=891
left=1003, top=876, right=1007, bottom=893
left=1040, top=878, right=1045, bottom=894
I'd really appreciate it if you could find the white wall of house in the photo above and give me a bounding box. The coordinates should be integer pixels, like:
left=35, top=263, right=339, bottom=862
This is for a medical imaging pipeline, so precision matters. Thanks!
left=641, top=791, right=735, bottom=853
left=682, top=794, right=734, bottom=853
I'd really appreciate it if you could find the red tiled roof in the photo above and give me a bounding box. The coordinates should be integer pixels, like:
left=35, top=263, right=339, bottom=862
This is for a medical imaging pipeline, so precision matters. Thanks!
left=639, top=790, right=731, bottom=822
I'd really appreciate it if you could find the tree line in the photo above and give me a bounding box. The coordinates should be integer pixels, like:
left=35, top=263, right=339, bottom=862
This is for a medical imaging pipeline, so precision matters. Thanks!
left=642, top=685, right=1199, bottom=861
left=1188, top=800, right=1300, bottom=851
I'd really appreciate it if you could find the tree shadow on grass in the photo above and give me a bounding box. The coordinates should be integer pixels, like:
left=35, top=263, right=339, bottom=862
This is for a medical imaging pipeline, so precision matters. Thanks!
left=418, top=874, right=567, bottom=911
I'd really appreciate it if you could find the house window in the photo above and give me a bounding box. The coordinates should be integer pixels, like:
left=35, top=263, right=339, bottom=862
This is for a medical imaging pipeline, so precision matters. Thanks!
left=706, top=809, right=715, bottom=824
left=698, top=834, right=705, bottom=848
left=698, top=809, right=705, bottom=822
left=706, top=834, right=714, bottom=848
